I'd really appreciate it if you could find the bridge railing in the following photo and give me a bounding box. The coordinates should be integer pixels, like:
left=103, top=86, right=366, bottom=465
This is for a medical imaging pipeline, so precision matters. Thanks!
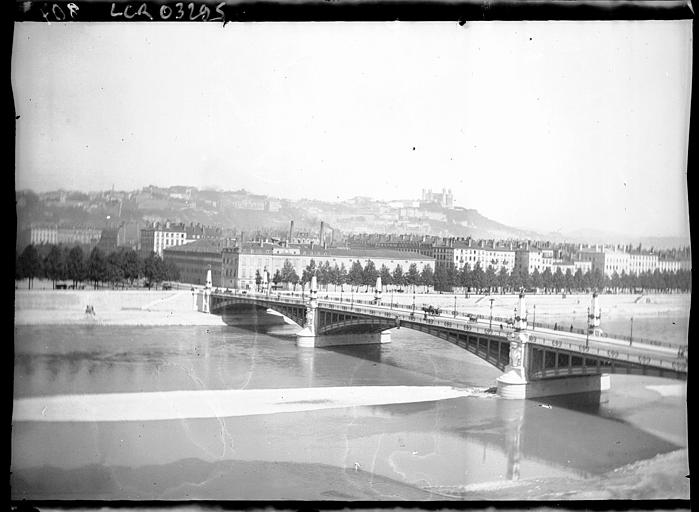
left=316, top=297, right=686, bottom=351
left=212, top=291, right=687, bottom=362
left=528, top=334, right=688, bottom=373
left=316, top=300, right=687, bottom=369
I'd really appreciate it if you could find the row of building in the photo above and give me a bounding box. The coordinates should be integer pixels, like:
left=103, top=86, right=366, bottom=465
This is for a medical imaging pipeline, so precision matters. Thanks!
left=163, top=240, right=436, bottom=288
left=20, top=221, right=691, bottom=289
left=161, top=236, right=691, bottom=290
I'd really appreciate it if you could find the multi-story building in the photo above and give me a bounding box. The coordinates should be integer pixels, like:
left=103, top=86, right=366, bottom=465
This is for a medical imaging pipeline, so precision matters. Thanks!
left=163, top=239, right=227, bottom=287
left=628, top=251, right=660, bottom=275
left=578, top=247, right=661, bottom=277
left=140, top=222, right=188, bottom=257
left=514, top=249, right=544, bottom=274
left=221, top=243, right=436, bottom=290
left=432, top=240, right=515, bottom=272
left=56, top=226, right=102, bottom=245
left=18, top=223, right=58, bottom=247
left=572, top=260, right=593, bottom=274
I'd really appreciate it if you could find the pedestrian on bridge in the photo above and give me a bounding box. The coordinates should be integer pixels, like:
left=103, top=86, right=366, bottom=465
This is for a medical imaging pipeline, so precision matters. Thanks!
left=570, top=324, right=573, bottom=332
left=554, top=322, right=558, bottom=331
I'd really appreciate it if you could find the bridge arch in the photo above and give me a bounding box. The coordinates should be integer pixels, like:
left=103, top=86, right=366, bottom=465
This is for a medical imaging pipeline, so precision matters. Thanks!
left=210, top=298, right=307, bottom=329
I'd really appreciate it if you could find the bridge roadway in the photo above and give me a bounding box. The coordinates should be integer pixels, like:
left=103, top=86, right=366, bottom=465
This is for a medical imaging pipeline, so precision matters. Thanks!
left=207, top=289, right=688, bottom=382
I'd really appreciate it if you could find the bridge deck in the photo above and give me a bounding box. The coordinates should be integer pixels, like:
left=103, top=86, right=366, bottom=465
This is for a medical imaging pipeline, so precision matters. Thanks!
left=209, top=290, right=688, bottom=377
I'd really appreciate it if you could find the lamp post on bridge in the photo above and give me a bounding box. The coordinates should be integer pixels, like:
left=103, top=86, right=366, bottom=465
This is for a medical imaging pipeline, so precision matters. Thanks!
left=454, top=295, right=457, bottom=318
left=412, top=289, right=416, bottom=312
left=533, top=304, right=536, bottom=330
left=586, top=306, right=590, bottom=348
left=489, top=297, right=495, bottom=330
left=630, top=316, right=633, bottom=346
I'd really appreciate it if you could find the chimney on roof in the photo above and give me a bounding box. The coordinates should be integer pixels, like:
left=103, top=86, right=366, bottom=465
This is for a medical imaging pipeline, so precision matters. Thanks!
left=319, top=221, right=325, bottom=244
left=289, top=220, right=294, bottom=242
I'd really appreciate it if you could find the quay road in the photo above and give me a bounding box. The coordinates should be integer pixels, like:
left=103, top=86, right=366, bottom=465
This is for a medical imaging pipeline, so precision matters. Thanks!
left=205, top=288, right=688, bottom=375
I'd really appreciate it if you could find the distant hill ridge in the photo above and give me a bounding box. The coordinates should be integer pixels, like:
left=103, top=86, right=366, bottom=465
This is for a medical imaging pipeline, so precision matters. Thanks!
left=15, top=187, right=688, bottom=248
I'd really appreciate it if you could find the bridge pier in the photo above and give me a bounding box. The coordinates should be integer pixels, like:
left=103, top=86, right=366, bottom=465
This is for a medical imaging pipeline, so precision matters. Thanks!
left=496, top=292, right=610, bottom=399
left=296, top=275, right=392, bottom=348
left=496, top=331, right=610, bottom=399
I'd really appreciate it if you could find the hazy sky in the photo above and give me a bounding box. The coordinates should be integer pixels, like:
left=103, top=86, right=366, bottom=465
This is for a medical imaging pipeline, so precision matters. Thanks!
left=12, top=21, right=692, bottom=238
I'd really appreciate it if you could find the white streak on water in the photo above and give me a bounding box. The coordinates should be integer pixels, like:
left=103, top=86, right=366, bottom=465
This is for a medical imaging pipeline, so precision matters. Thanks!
left=645, top=384, right=685, bottom=397
left=13, top=386, right=477, bottom=423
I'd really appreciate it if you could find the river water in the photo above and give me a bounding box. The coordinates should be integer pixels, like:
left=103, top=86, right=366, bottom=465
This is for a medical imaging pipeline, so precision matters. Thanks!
left=12, top=316, right=689, bottom=500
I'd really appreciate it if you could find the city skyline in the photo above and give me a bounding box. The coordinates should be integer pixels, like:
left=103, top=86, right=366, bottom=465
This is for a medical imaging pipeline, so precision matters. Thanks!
left=13, top=20, right=692, bottom=239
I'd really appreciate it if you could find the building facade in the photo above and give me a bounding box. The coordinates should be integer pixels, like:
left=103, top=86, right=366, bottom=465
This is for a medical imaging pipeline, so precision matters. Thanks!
left=140, top=222, right=188, bottom=257
left=221, top=244, right=436, bottom=290
left=163, top=239, right=226, bottom=286
left=18, top=223, right=58, bottom=247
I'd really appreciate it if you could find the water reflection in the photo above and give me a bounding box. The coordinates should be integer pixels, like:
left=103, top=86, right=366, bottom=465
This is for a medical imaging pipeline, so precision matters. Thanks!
left=13, top=323, right=687, bottom=500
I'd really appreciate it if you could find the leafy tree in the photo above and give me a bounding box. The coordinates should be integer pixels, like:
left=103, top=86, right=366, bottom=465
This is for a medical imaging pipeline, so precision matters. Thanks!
left=444, top=265, right=457, bottom=292
left=272, top=269, right=282, bottom=286
left=87, top=247, right=108, bottom=289
left=564, top=269, right=574, bottom=292
left=521, top=269, right=531, bottom=290
left=406, top=263, right=420, bottom=289
left=288, top=267, right=300, bottom=291
left=379, top=264, right=393, bottom=288
left=106, top=251, right=125, bottom=288
left=472, top=262, right=485, bottom=292
left=573, top=268, right=583, bottom=291
left=318, top=261, right=332, bottom=288
left=553, top=267, right=565, bottom=292
left=120, top=249, right=142, bottom=284
left=163, top=259, right=180, bottom=282
left=255, top=270, right=263, bottom=290
left=348, top=261, right=364, bottom=289
left=541, top=268, right=553, bottom=292
left=459, top=263, right=472, bottom=291
left=143, top=252, right=166, bottom=289
left=19, top=244, right=43, bottom=289
left=531, top=268, right=542, bottom=290
left=433, top=265, right=448, bottom=291
left=509, top=267, right=523, bottom=292
left=591, top=268, right=604, bottom=291
left=497, top=266, right=509, bottom=293
left=66, top=246, right=85, bottom=288
left=44, top=245, right=66, bottom=289
left=420, top=264, right=434, bottom=290
left=302, top=259, right=318, bottom=285
left=484, top=266, right=497, bottom=293
left=280, top=259, right=296, bottom=287
left=363, top=260, right=379, bottom=289
left=337, top=263, right=348, bottom=287
left=392, top=264, right=405, bottom=287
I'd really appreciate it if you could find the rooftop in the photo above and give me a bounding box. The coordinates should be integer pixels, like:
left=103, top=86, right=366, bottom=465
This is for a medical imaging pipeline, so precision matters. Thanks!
left=228, top=243, right=434, bottom=261
left=163, top=239, right=232, bottom=254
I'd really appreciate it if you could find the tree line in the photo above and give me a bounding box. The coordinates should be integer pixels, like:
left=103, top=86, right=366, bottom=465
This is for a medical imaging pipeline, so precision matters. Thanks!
left=15, top=243, right=180, bottom=289
left=259, top=258, right=691, bottom=294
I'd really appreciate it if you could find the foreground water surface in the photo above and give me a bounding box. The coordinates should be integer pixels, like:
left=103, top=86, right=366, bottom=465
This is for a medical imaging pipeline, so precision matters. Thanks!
left=12, top=316, right=689, bottom=500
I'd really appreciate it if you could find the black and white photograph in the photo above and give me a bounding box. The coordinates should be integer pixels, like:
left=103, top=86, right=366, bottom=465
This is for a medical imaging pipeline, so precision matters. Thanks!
left=11, top=4, right=691, bottom=503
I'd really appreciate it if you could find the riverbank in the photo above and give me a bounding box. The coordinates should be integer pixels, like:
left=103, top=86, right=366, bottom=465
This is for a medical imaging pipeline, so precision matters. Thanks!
left=428, top=447, right=689, bottom=500
left=14, top=290, right=225, bottom=327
